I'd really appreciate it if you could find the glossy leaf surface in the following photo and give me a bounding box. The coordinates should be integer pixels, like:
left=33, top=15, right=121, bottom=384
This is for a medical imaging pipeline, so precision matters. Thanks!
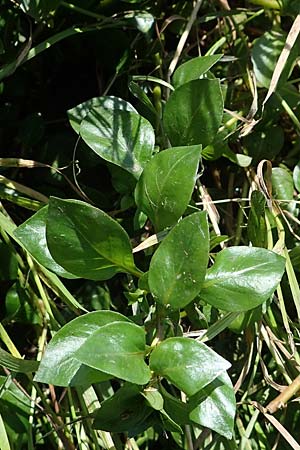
left=173, top=54, right=222, bottom=88
left=14, top=206, right=77, bottom=279
left=76, top=321, right=151, bottom=385
left=135, top=146, right=201, bottom=231
left=201, top=247, right=285, bottom=311
left=163, top=79, right=224, bottom=147
left=189, top=372, right=235, bottom=439
left=148, top=212, right=209, bottom=309
left=34, top=311, right=130, bottom=386
left=80, top=103, right=154, bottom=178
left=150, top=337, right=230, bottom=396
left=46, top=197, right=140, bottom=280
left=68, top=96, right=137, bottom=133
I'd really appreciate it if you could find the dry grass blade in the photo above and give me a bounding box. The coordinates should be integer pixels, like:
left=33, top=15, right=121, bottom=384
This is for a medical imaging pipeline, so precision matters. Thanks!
left=263, top=412, right=300, bottom=450
left=168, top=0, right=204, bottom=78
left=132, top=231, right=168, bottom=253
left=263, top=13, right=300, bottom=107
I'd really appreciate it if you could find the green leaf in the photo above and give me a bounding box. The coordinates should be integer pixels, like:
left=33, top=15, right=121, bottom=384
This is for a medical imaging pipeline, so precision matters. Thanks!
left=142, top=388, right=164, bottom=411
left=93, top=383, right=153, bottom=435
left=14, top=206, right=77, bottom=279
left=173, top=55, right=222, bottom=88
left=272, top=167, right=294, bottom=201
left=150, top=337, right=230, bottom=397
left=128, top=11, right=154, bottom=33
left=163, top=79, right=224, bottom=147
left=159, top=408, right=183, bottom=433
left=80, top=103, right=155, bottom=178
left=247, top=191, right=267, bottom=248
left=0, top=210, right=85, bottom=313
left=68, top=96, right=137, bottom=134
left=293, top=161, right=300, bottom=192
left=148, top=212, right=209, bottom=309
left=76, top=321, right=151, bottom=385
left=189, top=372, right=235, bottom=439
left=0, top=242, right=17, bottom=281
left=0, top=348, right=39, bottom=373
left=0, top=414, right=11, bottom=450
left=242, top=127, right=284, bottom=163
left=129, top=81, right=157, bottom=127
left=201, top=247, right=286, bottom=312
left=0, top=375, right=31, bottom=436
left=34, top=311, right=130, bottom=386
left=161, top=387, right=192, bottom=426
left=135, top=146, right=201, bottom=231
left=252, top=30, right=299, bottom=88
left=222, top=149, right=252, bottom=167
left=16, top=0, right=61, bottom=20
left=5, top=282, right=41, bottom=325
left=46, top=197, right=141, bottom=280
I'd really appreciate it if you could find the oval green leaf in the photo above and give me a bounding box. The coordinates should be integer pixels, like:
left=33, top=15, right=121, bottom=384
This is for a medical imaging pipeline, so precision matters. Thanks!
left=163, top=79, right=224, bottom=147
left=201, top=247, right=286, bottom=312
left=93, top=384, right=153, bottom=434
left=252, top=30, right=299, bottom=88
left=76, top=321, right=151, bottom=385
left=189, top=371, right=235, bottom=439
left=293, top=161, right=300, bottom=192
left=34, top=311, right=130, bottom=386
left=173, top=54, right=222, bottom=88
left=135, top=145, right=201, bottom=231
left=272, top=167, right=294, bottom=201
left=80, top=104, right=154, bottom=179
left=14, top=206, right=77, bottom=279
left=68, top=96, right=137, bottom=134
left=149, top=337, right=230, bottom=397
left=148, top=212, right=209, bottom=309
left=46, top=197, right=141, bottom=280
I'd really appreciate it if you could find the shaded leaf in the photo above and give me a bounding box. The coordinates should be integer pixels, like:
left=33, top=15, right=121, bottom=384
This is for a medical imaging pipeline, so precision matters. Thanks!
left=150, top=337, right=230, bottom=397
left=242, top=127, right=284, bottom=163
left=247, top=191, right=267, bottom=248
left=68, top=96, right=137, bottom=134
left=201, top=247, right=285, bottom=312
left=0, top=348, right=39, bottom=373
left=148, top=212, right=209, bottom=309
left=0, top=376, right=31, bottom=436
left=0, top=242, right=17, bottom=281
left=135, top=146, right=201, bottom=231
left=93, top=383, right=153, bottom=435
left=272, top=167, right=294, bottom=201
left=293, top=161, right=300, bottom=192
left=252, top=30, right=299, bottom=88
left=80, top=103, right=154, bottom=178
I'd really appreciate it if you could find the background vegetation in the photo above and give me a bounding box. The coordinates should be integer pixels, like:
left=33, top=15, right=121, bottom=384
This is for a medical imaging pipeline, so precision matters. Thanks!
left=0, top=0, right=300, bottom=449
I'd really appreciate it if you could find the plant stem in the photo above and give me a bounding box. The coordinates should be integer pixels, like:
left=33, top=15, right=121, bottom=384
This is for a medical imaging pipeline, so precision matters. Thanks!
left=60, top=1, right=104, bottom=20
left=234, top=179, right=249, bottom=245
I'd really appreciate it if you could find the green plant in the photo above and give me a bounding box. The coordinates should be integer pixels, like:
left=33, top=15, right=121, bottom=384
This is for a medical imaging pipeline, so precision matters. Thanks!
left=1, top=1, right=300, bottom=449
